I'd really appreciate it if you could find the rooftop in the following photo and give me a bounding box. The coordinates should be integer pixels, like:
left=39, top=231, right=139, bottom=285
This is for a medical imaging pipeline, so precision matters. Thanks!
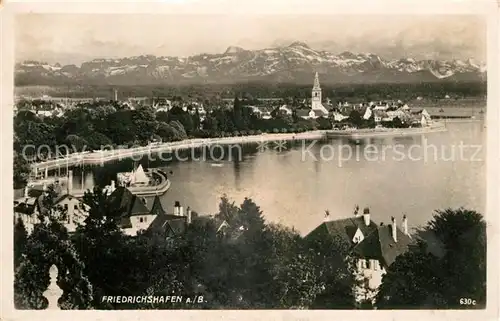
left=305, top=215, right=413, bottom=267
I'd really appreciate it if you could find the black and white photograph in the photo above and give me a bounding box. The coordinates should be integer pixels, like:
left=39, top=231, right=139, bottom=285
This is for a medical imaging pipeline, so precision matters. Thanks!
left=2, top=0, right=498, bottom=317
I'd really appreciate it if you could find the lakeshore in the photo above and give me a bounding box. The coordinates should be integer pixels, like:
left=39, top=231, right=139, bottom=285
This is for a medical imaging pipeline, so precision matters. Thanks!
left=30, top=131, right=327, bottom=171
left=326, top=123, right=448, bottom=139
left=29, top=124, right=454, bottom=171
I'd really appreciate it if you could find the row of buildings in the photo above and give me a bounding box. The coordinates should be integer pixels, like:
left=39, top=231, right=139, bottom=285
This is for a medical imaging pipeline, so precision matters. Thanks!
left=14, top=173, right=438, bottom=304
left=16, top=73, right=435, bottom=129
left=242, top=73, right=432, bottom=127
left=13, top=175, right=194, bottom=238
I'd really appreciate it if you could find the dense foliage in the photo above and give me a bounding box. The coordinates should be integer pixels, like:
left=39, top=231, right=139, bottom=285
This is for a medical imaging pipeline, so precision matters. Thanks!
left=16, top=81, right=487, bottom=101
left=13, top=98, right=332, bottom=188
left=14, top=187, right=486, bottom=310
left=14, top=188, right=93, bottom=309
left=14, top=190, right=356, bottom=309
left=376, top=208, right=486, bottom=309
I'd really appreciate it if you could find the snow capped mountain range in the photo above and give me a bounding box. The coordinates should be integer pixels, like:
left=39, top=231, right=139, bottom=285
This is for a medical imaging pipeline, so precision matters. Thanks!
left=15, top=42, right=486, bottom=86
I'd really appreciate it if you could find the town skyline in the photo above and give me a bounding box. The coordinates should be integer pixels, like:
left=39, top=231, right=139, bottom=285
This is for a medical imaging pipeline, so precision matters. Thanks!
left=15, top=14, right=486, bottom=65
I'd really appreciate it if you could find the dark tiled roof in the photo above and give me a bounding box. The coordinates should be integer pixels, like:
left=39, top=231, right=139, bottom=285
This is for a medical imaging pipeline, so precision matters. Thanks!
left=305, top=215, right=412, bottom=267
left=129, top=197, right=150, bottom=216
left=148, top=214, right=187, bottom=236
left=316, top=216, right=378, bottom=244
left=167, top=218, right=187, bottom=235
left=149, top=195, right=166, bottom=215
left=28, top=189, right=44, bottom=198
left=108, top=186, right=135, bottom=213
left=372, top=225, right=412, bottom=266
left=14, top=200, right=38, bottom=215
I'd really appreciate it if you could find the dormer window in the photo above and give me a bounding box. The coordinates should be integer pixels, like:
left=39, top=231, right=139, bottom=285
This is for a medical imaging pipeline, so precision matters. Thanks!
left=352, top=228, right=364, bottom=244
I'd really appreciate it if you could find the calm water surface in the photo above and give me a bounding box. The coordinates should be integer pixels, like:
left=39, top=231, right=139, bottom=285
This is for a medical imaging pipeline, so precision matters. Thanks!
left=72, top=121, right=486, bottom=235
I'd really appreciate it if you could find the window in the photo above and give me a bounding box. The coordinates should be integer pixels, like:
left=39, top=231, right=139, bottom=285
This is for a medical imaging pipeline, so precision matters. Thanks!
left=139, top=217, right=144, bottom=223
left=144, top=217, right=147, bottom=223
left=64, top=204, right=68, bottom=211
left=74, top=204, right=78, bottom=210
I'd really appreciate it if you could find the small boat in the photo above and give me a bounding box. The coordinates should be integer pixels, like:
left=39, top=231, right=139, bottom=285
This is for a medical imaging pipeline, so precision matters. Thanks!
left=211, top=163, right=224, bottom=167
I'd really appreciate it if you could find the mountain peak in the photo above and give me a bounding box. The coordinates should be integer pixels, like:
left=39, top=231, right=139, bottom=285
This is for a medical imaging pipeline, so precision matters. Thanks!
left=288, top=41, right=310, bottom=49
left=338, top=51, right=357, bottom=59
left=14, top=45, right=485, bottom=86
left=224, top=46, right=245, bottom=55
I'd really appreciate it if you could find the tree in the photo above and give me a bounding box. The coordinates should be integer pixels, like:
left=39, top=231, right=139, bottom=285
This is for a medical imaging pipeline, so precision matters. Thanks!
left=14, top=196, right=93, bottom=309
left=232, top=97, right=243, bottom=130
left=169, top=120, right=187, bottom=140
left=376, top=208, right=486, bottom=309
left=14, top=152, right=30, bottom=189
left=65, top=134, right=89, bottom=152
left=14, top=217, right=28, bottom=268
left=156, top=122, right=178, bottom=142
left=262, top=224, right=322, bottom=308
left=347, top=110, right=363, bottom=127
left=215, top=195, right=239, bottom=224
left=72, top=187, right=129, bottom=308
left=82, top=131, right=113, bottom=150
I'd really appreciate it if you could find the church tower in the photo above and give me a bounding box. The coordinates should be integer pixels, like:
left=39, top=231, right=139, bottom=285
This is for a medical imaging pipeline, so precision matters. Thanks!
left=311, top=72, right=322, bottom=110
left=311, top=72, right=328, bottom=114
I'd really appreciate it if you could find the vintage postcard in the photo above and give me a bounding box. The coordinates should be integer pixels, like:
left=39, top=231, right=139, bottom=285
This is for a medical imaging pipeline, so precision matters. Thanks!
left=1, top=0, right=499, bottom=320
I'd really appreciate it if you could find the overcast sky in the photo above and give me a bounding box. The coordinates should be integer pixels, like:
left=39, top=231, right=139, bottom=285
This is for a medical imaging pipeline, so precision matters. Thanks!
left=15, top=14, right=486, bottom=65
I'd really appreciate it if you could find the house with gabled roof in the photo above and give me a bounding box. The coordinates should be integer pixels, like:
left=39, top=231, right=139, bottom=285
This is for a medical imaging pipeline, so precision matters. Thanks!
left=108, top=186, right=192, bottom=236
left=304, top=207, right=413, bottom=303
left=147, top=200, right=192, bottom=238
left=14, top=181, right=89, bottom=234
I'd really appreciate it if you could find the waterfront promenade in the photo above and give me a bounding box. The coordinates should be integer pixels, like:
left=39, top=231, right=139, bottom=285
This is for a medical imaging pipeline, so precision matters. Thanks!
left=29, top=123, right=447, bottom=172
left=30, top=131, right=327, bottom=172
left=326, top=123, right=447, bottom=139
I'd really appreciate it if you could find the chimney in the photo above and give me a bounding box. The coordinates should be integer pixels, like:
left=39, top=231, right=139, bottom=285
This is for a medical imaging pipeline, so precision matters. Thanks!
left=363, top=207, right=370, bottom=226
left=402, top=215, right=408, bottom=235
left=110, top=180, right=116, bottom=192
left=186, top=206, right=192, bottom=224
left=67, top=170, right=73, bottom=195
left=391, top=216, right=397, bottom=242
left=174, top=201, right=180, bottom=216
left=114, top=89, right=118, bottom=101
left=179, top=206, right=184, bottom=217
left=24, top=186, right=29, bottom=198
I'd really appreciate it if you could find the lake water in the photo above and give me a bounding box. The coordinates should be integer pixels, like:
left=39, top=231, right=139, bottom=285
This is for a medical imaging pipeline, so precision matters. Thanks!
left=71, top=121, right=486, bottom=236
